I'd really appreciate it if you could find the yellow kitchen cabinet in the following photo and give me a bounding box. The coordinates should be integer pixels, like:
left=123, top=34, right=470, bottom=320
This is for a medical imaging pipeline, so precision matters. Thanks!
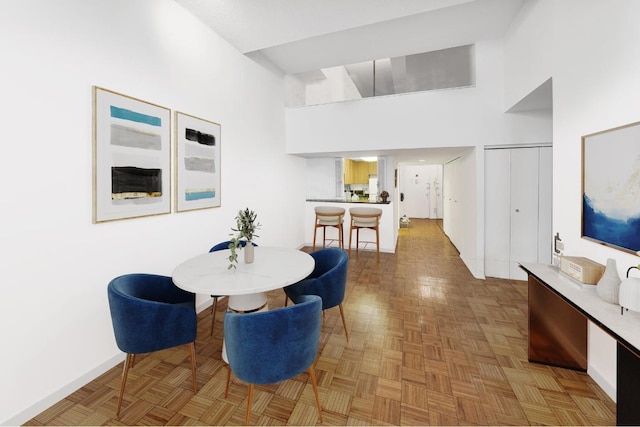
left=345, top=160, right=377, bottom=184
left=356, top=162, right=369, bottom=183
left=344, top=159, right=355, bottom=184
left=369, top=161, right=378, bottom=175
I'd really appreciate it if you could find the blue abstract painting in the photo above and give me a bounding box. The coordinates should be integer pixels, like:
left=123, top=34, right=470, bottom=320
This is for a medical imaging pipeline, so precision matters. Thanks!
left=582, top=121, right=640, bottom=253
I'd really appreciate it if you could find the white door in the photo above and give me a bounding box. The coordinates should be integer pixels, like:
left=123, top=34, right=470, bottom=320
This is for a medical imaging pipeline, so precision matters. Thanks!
left=400, top=165, right=442, bottom=218
left=509, top=148, right=540, bottom=280
left=537, top=147, right=553, bottom=265
left=443, top=158, right=460, bottom=249
left=484, top=146, right=552, bottom=280
left=484, top=149, right=511, bottom=278
left=443, top=161, right=453, bottom=238
left=402, top=166, right=429, bottom=218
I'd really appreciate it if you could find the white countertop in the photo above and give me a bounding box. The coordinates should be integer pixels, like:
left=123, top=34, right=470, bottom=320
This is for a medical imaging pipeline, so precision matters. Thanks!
left=521, top=263, right=640, bottom=354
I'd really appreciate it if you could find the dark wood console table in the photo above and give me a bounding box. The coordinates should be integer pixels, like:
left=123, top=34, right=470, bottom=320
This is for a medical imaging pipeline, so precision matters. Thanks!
left=520, top=263, right=640, bottom=426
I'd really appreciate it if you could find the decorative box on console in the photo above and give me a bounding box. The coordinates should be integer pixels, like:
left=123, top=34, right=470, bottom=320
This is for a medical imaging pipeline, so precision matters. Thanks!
left=559, top=256, right=605, bottom=284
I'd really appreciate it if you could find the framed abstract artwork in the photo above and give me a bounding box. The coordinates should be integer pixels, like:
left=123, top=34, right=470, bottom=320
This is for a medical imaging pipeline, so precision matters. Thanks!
left=582, top=120, right=640, bottom=254
left=93, top=86, right=171, bottom=223
left=174, top=112, right=221, bottom=212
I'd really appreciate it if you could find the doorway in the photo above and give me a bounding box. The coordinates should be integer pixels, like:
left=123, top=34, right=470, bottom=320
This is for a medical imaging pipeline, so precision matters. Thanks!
left=398, top=164, right=443, bottom=219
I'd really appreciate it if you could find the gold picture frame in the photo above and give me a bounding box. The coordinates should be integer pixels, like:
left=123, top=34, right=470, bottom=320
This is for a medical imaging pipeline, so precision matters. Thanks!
left=174, top=111, right=221, bottom=212
left=93, top=86, right=171, bottom=223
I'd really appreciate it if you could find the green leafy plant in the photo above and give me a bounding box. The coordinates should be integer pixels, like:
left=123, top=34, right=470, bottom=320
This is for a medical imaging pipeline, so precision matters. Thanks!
left=228, top=208, right=261, bottom=269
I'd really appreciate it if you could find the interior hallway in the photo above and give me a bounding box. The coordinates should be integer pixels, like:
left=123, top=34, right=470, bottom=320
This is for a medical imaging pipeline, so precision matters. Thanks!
left=26, top=219, right=615, bottom=425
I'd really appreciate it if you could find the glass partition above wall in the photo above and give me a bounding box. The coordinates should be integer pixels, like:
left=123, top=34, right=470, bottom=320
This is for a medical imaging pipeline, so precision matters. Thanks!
left=286, top=44, right=475, bottom=107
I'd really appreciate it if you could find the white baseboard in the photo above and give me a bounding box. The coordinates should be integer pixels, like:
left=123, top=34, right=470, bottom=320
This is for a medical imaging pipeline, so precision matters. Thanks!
left=588, top=363, right=617, bottom=402
left=2, top=354, right=125, bottom=426
left=460, top=254, right=485, bottom=280
left=3, top=299, right=216, bottom=426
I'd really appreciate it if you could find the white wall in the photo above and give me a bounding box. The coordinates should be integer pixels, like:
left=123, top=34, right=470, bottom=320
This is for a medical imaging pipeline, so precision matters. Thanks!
left=286, top=41, right=552, bottom=156
left=305, top=66, right=362, bottom=106
left=553, top=0, right=640, bottom=400
left=305, top=158, right=339, bottom=198
left=503, top=0, right=554, bottom=110
left=0, top=1, right=306, bottom=424
left=287, top=40, right=551, bottom=280
left=503, top=0, right=640, bottom=401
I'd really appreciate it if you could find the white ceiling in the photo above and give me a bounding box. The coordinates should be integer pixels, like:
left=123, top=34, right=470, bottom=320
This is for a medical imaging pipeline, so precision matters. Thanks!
left=173, top=0, right=529, bottom=165
left=174, top=0, right=525, bottom=74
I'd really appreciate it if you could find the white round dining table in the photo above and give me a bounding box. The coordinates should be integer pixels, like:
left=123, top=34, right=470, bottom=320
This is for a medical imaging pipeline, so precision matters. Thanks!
left=172, top=246, right=315, bottom=313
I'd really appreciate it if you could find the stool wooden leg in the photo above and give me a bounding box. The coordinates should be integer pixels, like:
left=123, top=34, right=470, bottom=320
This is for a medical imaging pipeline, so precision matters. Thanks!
left=312, top=224, right=318, bottom=251
left=322, top=226, right=326, bottom=248
left=375, top=226, right=380, bottom=262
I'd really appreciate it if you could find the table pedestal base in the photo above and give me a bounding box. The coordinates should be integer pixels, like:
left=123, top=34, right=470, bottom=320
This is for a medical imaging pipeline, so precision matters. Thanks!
left=222, top=292, right=270, bottom=363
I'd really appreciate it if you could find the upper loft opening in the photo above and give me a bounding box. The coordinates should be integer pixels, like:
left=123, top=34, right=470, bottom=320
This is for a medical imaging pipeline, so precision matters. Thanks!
left=286, top=44, right=476, bottom=107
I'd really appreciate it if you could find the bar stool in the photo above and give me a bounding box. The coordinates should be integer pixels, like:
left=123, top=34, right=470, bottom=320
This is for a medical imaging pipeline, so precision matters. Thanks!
left=313, top=206, right=345, bottom=250
left=348, top=207, right=382, bottom=261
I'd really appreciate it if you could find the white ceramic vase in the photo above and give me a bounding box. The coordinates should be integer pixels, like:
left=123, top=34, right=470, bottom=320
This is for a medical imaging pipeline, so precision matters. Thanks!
left=244, top=241, right=254, bottom=264
left=597, top=258, right=621, bottom=304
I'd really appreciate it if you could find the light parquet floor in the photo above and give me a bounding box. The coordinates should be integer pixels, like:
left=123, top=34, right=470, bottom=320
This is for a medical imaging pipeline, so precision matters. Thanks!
left=26, top=219, right=616, bottom=426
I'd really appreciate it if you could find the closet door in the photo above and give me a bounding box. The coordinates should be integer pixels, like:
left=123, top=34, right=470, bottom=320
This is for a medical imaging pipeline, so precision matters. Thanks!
left=485, top=149, right=511, bottom=278
left=509, top=148, right=540, bottom=280
left=537, top=147, right=553, bottom=265
left=485, top=146, right=552, bottom=280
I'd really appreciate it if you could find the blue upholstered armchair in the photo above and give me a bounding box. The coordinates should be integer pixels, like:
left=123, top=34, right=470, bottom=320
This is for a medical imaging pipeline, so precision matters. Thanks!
left=223, top=294, right=323, bottom=424
left=284, top=247, right=350, bottom=341
left=208, top=240, right=257, bottom=336
left=107, top=273, right=197, bottom=415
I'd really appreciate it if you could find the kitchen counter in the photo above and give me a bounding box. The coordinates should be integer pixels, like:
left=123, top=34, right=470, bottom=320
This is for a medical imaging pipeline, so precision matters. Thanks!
left=306, top=198, right=390, bottom=205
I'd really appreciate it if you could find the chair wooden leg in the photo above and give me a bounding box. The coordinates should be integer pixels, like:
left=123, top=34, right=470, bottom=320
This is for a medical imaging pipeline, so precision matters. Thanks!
left=245, top=383, right=254, bottom=425
left=224, top=364, right=231, bottom=398
left=116, top=353, right=133, bottom=415
left=284, top=295, right=289, bottom=307
left=308, top=365, right=323, bottom=423
left=188, top=342, right=197, bottom=393
left=338, top=303, right=349, bottom=342
left=129, top=354, right=136, bottom=368
left=348, top=224, right=353, bottom=257
left=210, top=296, right=219, bottom=336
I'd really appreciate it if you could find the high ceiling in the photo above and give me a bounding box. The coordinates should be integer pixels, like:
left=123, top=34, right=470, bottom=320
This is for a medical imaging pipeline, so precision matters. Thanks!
left=174, top=0, right=525, bottom=74
left=173, top=0, right=529, bottom=164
